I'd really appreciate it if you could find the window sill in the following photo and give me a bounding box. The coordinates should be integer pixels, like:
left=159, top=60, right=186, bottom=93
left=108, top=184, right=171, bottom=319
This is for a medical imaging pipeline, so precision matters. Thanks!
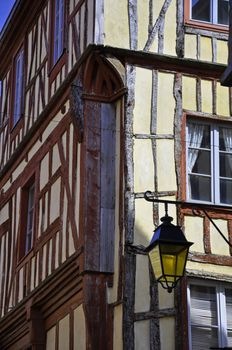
left=184, top=19, right=229, bottom=34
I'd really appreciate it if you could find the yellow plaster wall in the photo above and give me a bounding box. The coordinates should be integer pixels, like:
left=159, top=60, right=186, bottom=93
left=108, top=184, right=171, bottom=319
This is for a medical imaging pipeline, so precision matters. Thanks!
left=134, top=139, right=154, bottom=193
left=217, top=40, right=228, bottom=64
left=200, top=37, right=212, bottom=62
left=135, top=255, right=150, bottom=312
left=201, top=80, right=213, bottom=114
left=185, top=216, right=204, bottom=253
left=182, top=76, right=197, bottom=111
left=134, top=320, right=150, bottom=350
left=58, top=314, right=70, bottom=350
left=137, top=0, right=149, bottom=50
left=160, top=317, right=175, bottom=350
left=73, top=305, right=86, bottom=350
left=210, top=219, right=230, bottom=256
left=156, top=139, right=176, bottom=192
left=187, top=261, right=232, bottom=277
left=158, top=284, right=174, bottom=309
left=185, top=34, right=197, bottom=59
left=134, top=199, right=154, bottom=246
left=157, top=72, right=175, bottom=134
left=113, top=305, right=123, bottom=350
left=104, top=0, right=129, bottom=48
left=134, top=68, right=152, bottom=134
left=46, top=326, right=56, bottom=350
left=217, top=83, right=230, bottom=117
left=163, top=0, right=176, bottom=56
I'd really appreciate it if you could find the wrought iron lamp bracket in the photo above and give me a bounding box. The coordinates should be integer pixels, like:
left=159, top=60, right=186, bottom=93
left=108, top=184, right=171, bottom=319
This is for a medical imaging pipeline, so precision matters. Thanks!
left=144, top=191, right=232, bottom=248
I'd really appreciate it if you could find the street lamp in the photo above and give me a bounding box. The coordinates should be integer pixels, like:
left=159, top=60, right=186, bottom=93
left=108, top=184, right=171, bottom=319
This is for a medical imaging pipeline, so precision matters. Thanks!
left=145, top=199, right=193, bottom=293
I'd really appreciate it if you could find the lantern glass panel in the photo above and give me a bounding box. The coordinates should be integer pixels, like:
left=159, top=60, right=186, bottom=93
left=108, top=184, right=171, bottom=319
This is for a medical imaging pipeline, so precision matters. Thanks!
left=149, top=245, right=162, bottom=280
left=176, top=248, right=189, bottom=276
left=160, top=244, right=189, bottom=279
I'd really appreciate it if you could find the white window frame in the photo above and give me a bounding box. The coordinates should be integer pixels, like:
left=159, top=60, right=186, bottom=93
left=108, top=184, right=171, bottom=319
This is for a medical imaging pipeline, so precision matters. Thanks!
left=190, top=0, right=229, bottom=26
left=188, top=279, right=232, bottom=349
left=53, top=0, right=64, bottom=64
left=186, top=119, right=232, bottom=205
left=13, top=48, right=24, bottom=126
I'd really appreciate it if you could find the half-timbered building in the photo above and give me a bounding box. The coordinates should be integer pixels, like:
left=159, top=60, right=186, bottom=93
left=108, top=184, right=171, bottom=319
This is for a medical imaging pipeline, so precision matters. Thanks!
left=0, top=0, right=231, bottom=349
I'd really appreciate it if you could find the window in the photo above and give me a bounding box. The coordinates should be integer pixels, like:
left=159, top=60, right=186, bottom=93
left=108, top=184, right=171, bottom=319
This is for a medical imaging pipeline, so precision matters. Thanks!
left=53, top=0, right=64, bottom=64
left=19, top=180, right=35, bottom=258
left=190, top=0, right=229, bottom=26
left=186, top=120, right=232, bottom=205
left=13, top=47, right=24, bottom=126
left=188, top=281, right=232, bottom=349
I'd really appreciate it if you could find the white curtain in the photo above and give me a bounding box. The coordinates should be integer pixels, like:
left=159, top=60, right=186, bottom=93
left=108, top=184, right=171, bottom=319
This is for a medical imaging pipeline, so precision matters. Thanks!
left=222, top=128, right=232, bottom=173
left=188, top=124, right=204, bottom=174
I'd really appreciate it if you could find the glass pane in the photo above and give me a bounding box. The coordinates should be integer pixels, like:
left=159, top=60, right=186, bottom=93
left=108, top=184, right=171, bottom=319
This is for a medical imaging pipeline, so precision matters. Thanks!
left=220, top=179, right=232, bottom=204
left=191, top=150, right=211, bottom=175
left=189, top=175, right=211, bottom=201
left=192, top=0, right=211, bottom=22
left=190, top=285, right=218, bottom=350
left=226, top=289, right=232, bottom=328
left=191, top=326, right=218, bottom=350
left=190, top=285, right=217, bottom=327
left=219, top=127, right=232, bottom=151
left=149, top=246, right=162, bottom=280
left=218, top=0, right=229, bottom=25
left=220, top=153, right=232, bottom=178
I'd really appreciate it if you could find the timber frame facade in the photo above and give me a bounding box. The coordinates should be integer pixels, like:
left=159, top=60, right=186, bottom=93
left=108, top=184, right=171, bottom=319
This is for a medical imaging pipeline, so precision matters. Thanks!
left=0, top=0, right=232, bottom=349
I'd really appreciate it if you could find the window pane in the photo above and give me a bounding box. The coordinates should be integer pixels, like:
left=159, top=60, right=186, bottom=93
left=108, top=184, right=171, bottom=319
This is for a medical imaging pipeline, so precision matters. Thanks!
left=219, top=127, right=232, bottom=151
left=192, top=150, right=211, bottom=175
left=192, top=0, right=211, bottom=22
left=226, top=289, right=232, bottom=346
left=218, top=0, right=229, bottom=25
left=220, top=153, right=232, bottom=178
left=220, top=179, right=232, bottom=204
left=190, top=285, right=218, bottom=349
left=192, top=327, right=218, bottom=350
left=189, top=175, right=211, bottom=201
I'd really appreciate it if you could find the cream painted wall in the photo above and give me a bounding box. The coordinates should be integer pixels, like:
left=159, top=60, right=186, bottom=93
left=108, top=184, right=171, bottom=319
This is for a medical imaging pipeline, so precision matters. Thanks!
left=113, top=305, right=123, bottom=350
left=185, top=34, right=197, bottom=59
left=185, top=216, right=204, bottom=253
left=134, top=139, right=154, bottom=193
left=134, top=199, right=154, bottom=246
left=59, top=314, right=70, bottom=350
left=135, top=255, right=150, bottom=312
left=156, top=139, right=176, bottom=192
left=46, top=326, right=56, bottom=350
left=187, top=260, right=232, bottom=278
left=200, top=37, right=212, bottom=62
left=217, top=83, right=230, bottom=116
left=73, top=305, right=86, bottom=350
left=160, top=317, right=175, bottom=350
left=182, top=76, right=197, bottom=111
left=134, top=68, right=152, bottom=134
left=210, top=220, right=230, bottom=256
left=134, top=320, right=150, bottom=350
left=157, top=72, right=175, bottom=134
left=201, top=80, right=213, bottom=114
left=104, top=0, right=129, bottom=48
